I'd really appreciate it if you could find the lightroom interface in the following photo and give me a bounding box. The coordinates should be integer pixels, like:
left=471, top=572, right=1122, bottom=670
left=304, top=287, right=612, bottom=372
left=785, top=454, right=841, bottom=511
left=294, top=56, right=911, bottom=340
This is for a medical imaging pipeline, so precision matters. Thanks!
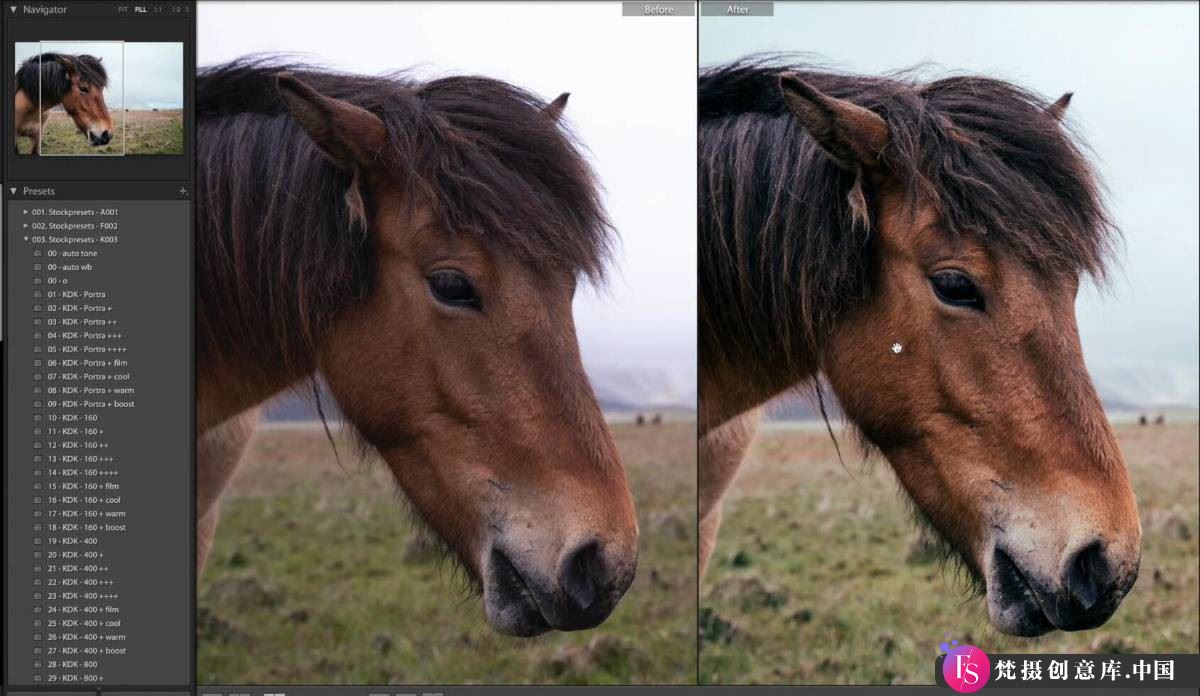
left=2, top=2, right=1198, bottom=695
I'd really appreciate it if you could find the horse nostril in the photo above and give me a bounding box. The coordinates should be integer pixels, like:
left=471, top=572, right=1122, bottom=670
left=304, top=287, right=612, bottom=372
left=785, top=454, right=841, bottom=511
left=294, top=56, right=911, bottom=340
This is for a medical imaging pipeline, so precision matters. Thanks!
left=1063, top=541, right=1111, bottom=613
left=561, top=540, right=605, bottom=614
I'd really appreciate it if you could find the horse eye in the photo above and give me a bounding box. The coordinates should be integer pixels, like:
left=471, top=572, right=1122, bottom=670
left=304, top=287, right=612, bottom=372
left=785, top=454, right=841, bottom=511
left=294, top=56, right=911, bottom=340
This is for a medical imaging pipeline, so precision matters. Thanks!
left=427, top=270, right=481, bottom=310
left=78, top=84, right=90, bottom=94
left=930, top=271, right=985, bottom=310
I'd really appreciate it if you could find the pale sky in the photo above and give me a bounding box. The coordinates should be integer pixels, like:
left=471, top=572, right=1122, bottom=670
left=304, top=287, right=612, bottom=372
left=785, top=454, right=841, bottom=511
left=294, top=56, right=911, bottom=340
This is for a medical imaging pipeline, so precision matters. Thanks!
left=15, top=41, right=183, bottom=109
left=125, top=43, right=183, bottom=109
left=701, top=1, right=1200, bottom=372
left=198, top=1, right=698, bottom=380
left=195, top=1, right=1198, bottom=394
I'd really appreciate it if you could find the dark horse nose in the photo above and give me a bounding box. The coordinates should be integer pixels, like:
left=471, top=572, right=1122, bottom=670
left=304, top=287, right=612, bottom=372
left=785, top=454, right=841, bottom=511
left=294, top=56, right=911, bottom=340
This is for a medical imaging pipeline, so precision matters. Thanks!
left=991, top=540, right=1135, bottom=635
left=1055, top=541, right=1124, bottom=630
left=556, top=540, right=621, bottom=630
left=487, top=539, right=632, bottom=635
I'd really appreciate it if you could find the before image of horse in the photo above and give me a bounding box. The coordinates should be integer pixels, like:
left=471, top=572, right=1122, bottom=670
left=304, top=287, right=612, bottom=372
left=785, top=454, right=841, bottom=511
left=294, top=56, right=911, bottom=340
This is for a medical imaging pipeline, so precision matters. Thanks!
left=13, top=52, right=115, bottom=154
left=195, top=57, right=638, bottom=638
left=698, top=58, right=1140, bottom=637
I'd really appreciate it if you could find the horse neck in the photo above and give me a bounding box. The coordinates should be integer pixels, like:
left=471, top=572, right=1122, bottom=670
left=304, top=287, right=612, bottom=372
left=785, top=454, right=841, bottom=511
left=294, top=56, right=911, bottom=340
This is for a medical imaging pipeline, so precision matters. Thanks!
left=700, top=344, right=820, bottom=434
left=700, top=238, right=824, bottom=431
left=700, top=121, right=840, bottom=431
left=38, top=91, right=62, bottom=112
left=197, top=346, right=314, bottom=434
left=194, top=160, right=324, bottom=432
left=196, top=107, right=368, bottom=432
left=15, top=87, right=59, bottom=113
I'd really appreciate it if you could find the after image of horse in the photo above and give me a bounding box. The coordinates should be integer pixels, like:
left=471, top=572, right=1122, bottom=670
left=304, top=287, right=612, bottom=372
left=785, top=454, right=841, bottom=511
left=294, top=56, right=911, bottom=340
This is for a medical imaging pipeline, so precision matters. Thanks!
left=698, top=58, right=1140, bottom=637
left=13, top=52, right=115, bottom=154
left=195, top=58, right=638, bottom=638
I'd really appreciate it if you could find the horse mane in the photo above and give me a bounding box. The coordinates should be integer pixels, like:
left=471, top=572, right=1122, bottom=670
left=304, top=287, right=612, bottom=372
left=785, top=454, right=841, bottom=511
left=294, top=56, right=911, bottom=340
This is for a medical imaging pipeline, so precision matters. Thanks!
left=699, top=55, right=1116, bottom=376
left=196, top=56, right=612, bottom=373
left=15, top=53, right=108, bottom=104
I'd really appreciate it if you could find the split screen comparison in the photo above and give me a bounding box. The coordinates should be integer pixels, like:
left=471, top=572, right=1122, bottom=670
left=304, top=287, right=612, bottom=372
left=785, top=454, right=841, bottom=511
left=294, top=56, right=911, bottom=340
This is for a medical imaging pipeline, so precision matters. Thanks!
left=3, top=0, right=1198, bottom=691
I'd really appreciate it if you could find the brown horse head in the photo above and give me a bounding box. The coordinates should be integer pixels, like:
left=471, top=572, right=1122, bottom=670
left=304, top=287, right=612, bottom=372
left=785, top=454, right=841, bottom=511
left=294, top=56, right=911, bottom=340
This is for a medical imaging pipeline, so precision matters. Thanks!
left=777, top=72, right=1140, bottom=636
left=41, top=53, right=114, bottom=145
left=264, top=72, right=637, bottom=636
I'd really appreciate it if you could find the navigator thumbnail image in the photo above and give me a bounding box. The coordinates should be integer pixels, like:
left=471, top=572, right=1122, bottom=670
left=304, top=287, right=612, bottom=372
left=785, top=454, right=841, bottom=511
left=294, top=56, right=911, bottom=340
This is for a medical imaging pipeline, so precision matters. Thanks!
left=14, top=41, right=184, bottom=156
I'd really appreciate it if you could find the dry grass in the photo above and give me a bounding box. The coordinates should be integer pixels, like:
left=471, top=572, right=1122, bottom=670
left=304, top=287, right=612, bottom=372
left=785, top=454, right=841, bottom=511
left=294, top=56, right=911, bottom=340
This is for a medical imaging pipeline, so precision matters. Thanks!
left=700, top=420, right=1199, bottom=684
left=22, top=109, right=183, bottom=155
left=198, top=421, right=697, bottom=684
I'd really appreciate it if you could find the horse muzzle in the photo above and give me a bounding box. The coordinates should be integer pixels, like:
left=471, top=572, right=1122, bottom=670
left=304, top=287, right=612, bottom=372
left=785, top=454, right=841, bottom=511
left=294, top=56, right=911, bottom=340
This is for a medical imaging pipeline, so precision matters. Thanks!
left=482, top=539, right=636, bottom=637
left=986, top=539, right=1139, bottom=636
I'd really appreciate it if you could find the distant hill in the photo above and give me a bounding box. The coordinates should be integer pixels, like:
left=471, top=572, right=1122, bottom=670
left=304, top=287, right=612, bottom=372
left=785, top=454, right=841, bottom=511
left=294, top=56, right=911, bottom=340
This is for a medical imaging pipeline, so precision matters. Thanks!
left=765, top=362, right=1199, bottom=422
left=260, top=361, right=1196, bottom=423
left=262, top=362, right=697, bottom=422
left=1089, top=362, right=1199, bottom=412
left=261, top=385, right=342, bottom=422
left=587, top=363, right=697, bottom=412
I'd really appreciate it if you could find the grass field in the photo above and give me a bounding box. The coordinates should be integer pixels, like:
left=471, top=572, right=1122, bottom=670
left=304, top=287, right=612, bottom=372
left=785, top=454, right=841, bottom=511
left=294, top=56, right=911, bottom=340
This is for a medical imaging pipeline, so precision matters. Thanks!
left=25, top=109, right=183, bottom=155
left=198, top=421, right=697, bottom=685
left=700, top=420, right=1199, bottom=685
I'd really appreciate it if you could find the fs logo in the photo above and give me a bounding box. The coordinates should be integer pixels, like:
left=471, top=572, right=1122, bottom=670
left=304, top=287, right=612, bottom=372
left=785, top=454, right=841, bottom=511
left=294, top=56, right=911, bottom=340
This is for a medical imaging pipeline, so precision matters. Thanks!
left=940, top=637, right=990, bottom=693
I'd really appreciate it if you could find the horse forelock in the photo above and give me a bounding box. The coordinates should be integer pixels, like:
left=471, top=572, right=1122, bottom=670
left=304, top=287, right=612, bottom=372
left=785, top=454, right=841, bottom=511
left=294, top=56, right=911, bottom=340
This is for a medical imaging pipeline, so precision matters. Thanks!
left=699, top=55, right=1117, bottom=375
left=15, top=53, right=108, bottom=104
left=72, top=54, right=108, bottom=88
left=195, top=56, right=613, bottom=373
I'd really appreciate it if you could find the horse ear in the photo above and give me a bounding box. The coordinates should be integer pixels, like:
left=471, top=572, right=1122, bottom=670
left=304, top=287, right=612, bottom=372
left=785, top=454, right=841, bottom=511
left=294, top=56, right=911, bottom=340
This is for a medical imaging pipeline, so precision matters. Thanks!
left=544, top=92, right=570, bottom=121
left=275, top=72, right=387, bottom=172
left=779, top=72, right=888, bottom=171
left=1047, top=92, right=1073, bottom=121
left=56, top=54, right=78, bottom=76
